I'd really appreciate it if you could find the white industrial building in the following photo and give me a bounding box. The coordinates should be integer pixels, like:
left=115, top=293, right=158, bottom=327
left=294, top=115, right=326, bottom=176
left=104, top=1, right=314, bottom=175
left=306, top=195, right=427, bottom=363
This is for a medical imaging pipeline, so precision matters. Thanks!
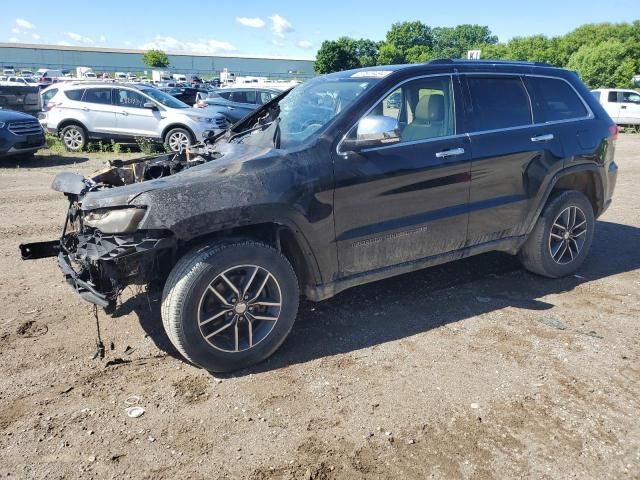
left=0, top=43, right=315, bottom=79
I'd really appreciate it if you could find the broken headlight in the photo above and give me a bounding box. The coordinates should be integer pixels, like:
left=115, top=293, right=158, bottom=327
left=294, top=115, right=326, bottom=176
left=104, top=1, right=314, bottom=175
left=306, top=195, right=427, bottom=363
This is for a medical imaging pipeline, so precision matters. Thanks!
left=83, top=208, right=146, bottom=234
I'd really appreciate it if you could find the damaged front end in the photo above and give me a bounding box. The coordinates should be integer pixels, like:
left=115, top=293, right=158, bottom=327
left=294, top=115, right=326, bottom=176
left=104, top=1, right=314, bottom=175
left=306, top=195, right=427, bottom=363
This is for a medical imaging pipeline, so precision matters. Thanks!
left=19, top=146, right=221, bottom=311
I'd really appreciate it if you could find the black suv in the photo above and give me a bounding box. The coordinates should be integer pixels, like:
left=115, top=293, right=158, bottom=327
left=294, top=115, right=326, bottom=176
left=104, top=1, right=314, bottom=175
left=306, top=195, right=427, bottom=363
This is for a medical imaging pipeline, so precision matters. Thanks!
left=21, top=60, right=618, bottom=372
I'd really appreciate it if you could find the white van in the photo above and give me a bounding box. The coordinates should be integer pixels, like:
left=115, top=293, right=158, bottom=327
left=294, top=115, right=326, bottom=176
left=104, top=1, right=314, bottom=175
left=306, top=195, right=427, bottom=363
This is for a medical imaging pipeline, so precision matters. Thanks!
left=37, top=69, right=64, bottom=83
left=591, top=88, right=640, bottom=126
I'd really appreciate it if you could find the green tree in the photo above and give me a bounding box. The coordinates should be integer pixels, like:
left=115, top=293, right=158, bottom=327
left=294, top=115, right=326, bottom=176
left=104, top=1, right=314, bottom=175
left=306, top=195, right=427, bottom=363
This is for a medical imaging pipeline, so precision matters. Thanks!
left=478, top=42, right=509, bottom=59
left=377, top=43, right=405, bottom=65
left=142, top=49, right=170, bottom=68
left=314, top=37, right=360, bottom=73
left=504, top=35, right=562, bottom=65
left=405, top=45, right=432, bottom=63
left=431, top=24, right=498, bottom=59
left=352, top=39, right=381, bottom=67
left=567, top=40, right=638, bottom=88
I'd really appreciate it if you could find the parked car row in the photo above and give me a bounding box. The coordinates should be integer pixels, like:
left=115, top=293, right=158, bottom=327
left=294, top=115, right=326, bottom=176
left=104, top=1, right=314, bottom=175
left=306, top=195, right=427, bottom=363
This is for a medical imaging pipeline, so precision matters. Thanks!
left=194, top=87, right=282, bottom=122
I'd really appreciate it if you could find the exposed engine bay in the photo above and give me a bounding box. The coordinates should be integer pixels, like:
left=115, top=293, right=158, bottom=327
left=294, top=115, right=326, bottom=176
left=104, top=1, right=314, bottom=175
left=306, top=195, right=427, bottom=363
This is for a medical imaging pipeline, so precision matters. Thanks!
left=89, top=143, right=223, bottom=187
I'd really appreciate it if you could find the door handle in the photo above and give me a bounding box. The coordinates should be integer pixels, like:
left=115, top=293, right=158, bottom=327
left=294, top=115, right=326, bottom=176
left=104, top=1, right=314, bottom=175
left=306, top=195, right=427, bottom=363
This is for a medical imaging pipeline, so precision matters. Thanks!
left=120, top=111, right=129, bottom=116
left=621, top=105, right=627, bottom=109
left=531, top=133, right=554, bottom=143
left=81, top=107, right=89, bottom=111
left=227, top=106, right=235, bottom=110
left=435, top=147, right=465, bottom=158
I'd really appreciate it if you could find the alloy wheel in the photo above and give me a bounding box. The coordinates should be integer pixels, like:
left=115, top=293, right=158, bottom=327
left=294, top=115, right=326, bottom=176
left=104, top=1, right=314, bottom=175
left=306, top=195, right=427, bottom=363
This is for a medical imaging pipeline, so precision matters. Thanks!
left=197, top=265, right=282, bottom=352
left=63, top=128, right=83, bottom=150
left=548, top=205, right=587, bottom=265
left=168, top=131, right=190, bottom=152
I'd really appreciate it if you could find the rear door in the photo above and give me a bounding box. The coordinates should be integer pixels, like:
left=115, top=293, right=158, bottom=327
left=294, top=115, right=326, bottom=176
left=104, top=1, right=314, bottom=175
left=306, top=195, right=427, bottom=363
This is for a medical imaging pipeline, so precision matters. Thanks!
left=462, top=74, right=563, bottom=245
left=602, top=90, right=621, bottom=123
left=80, top=88, right=117, bottom=135
left=113, top=88, right=161, bottom=137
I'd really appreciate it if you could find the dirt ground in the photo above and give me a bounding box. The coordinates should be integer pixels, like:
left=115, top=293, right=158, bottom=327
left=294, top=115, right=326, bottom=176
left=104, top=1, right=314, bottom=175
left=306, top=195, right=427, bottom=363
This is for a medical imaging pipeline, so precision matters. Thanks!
left=0, top=136, right=638, bottom=480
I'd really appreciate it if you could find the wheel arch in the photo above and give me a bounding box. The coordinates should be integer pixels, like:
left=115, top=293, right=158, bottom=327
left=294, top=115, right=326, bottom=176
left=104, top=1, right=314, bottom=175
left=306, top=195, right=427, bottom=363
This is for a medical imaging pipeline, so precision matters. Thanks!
left=174, top=220, right=322, bottom=297
left=58, top=119, right=89, bottom=135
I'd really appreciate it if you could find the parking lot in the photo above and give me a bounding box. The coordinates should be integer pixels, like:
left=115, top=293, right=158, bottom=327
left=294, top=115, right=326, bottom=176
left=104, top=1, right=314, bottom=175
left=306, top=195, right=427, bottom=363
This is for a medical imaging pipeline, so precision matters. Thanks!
left=0, top=135, right=638, bottom=479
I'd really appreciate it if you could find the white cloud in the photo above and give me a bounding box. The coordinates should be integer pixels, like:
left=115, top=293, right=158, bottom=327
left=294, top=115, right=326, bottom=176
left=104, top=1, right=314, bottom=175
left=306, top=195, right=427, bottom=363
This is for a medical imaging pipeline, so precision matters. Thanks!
left=57, top=40, right=72, bottom=46
left=11, top=28, right=20, bottom=34
left=66, top=32, right=94, bottom=44
left=271, top=38, right=284, bottom=47
left=297, top=40, right=313, bottom=49
left=16, top=18, right=34, bottom=29
left=236, top=17, right=265, bottom=28
left=269, top=14, right=294, bottom=37
left=140, top=35, right=236, bottom=54
left=32, top=33, right=40, bottom=40
left=8, top=37, right=19, bottom=43
left=123, top=41, right=133, bottom=46
left=99, top=35, right=107, bottom=43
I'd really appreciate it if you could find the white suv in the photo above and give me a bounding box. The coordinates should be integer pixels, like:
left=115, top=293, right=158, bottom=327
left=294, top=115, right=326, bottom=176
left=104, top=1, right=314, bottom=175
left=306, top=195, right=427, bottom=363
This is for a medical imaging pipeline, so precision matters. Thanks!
left=44, top=82, right=227, bottom=152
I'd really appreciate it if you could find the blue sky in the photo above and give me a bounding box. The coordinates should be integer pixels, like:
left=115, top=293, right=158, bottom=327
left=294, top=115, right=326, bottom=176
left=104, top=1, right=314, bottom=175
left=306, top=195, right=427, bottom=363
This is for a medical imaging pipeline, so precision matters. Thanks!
left=2, top=0, right=637, bottom=58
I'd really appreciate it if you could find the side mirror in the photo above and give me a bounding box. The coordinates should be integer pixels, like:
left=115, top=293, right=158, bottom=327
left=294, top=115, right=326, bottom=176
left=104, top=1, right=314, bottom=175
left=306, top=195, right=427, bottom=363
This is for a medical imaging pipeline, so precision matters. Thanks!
left=143, top=102, right=158, bottom=110
left=341, top=115, right=400, bottom=153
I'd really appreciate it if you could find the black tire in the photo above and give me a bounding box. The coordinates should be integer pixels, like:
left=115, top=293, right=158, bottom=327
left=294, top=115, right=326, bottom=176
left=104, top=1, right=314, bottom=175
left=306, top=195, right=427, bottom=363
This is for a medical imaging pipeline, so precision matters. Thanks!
left=161, top=240, right=299, bottom=372
left=164, top=127, right=193, bottom=152
left=60, top=124, right=87, bottom=152
left=519, top=190, right=595, bottom=278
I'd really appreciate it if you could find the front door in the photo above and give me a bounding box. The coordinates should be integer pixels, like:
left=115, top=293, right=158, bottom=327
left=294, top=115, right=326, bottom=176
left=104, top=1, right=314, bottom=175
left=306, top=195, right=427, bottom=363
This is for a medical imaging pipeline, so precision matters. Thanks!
left=113, top=88, right=162, bottom=138
left=333, top=74, right=472, bottom=277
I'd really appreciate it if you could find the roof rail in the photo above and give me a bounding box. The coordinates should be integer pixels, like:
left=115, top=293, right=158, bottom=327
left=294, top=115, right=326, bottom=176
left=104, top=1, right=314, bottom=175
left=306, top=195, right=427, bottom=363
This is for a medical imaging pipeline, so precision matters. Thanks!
left=427, top=58, right=554, bottom=67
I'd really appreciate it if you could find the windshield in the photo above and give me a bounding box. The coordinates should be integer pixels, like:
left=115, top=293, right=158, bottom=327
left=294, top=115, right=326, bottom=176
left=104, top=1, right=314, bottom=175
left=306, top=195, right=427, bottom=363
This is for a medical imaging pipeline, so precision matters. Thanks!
left=230, top=76, right=377, bottom=149
left=139, top=87, right=190, bottom=109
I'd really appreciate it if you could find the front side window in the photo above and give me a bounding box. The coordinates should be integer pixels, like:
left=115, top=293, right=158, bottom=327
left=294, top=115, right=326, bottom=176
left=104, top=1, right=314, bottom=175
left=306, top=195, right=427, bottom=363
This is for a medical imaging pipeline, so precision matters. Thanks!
left=115, top=89, right=147, bottom=108
left=467, top=76, right=532, bottom=131
left=622, top=91, right=640, bottom=104
left=527, top=77, right=588, bottom=122
left=84, top=88, right=112, bottom=105
left=362, top=76, right=455, bottom=143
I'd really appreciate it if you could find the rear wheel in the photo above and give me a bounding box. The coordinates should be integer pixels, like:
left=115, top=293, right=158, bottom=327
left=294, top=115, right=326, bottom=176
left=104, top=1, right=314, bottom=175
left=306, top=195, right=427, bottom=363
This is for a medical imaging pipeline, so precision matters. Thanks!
left=164, top=127, right=193, bottom=152
left=60, top=124, right=87, bottom=152
left=519, top=190, right=595, bottom=278
left=161, top=240, right=299, bottom=372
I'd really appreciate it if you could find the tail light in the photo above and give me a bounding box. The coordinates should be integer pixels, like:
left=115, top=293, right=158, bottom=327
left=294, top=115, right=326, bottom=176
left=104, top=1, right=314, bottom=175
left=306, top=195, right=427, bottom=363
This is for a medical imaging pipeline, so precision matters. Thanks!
left=47, top=101, right=61, bottom=111
left=609, top=124, right=618, bottom=141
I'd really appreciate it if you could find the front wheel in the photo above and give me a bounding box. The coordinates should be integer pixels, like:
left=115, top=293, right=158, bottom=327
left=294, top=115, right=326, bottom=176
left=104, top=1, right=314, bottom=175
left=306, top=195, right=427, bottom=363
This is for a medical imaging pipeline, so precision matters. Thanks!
left=164, top=127, right=193, bottom=152
left=161, top=240, right=299, bottom=372
left=519, top=190, right=595, bottom=278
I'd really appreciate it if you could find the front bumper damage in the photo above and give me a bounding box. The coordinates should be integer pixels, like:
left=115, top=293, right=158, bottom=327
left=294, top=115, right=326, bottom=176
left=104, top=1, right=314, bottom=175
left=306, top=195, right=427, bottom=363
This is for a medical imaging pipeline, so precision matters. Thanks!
left=21, top=228, right=176, bottom=310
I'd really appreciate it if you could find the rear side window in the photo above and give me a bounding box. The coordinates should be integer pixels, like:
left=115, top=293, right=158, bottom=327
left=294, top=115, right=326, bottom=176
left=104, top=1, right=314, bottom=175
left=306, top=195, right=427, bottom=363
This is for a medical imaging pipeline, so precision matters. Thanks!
left=527, top=77, right=588, bottom=122
left=467, top=77, right=532, bottom=131
left=608, top=91, right=618, bottom=102
left=84, top=88, right=112, bottom=105
left=64, top=89, right=85, bottom=101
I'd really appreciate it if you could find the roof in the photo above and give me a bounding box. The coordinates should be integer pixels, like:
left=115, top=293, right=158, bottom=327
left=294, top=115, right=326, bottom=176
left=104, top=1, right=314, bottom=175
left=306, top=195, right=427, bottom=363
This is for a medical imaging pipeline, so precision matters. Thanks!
left=0, top=42, right=315, bottom=62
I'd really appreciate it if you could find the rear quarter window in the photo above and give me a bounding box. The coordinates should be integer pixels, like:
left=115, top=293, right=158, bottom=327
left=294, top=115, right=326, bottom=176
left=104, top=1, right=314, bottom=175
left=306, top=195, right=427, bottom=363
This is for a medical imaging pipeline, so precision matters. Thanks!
left=527, top=77, right=588, bottom=122
left=64, top=89, right=84, bottom=101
